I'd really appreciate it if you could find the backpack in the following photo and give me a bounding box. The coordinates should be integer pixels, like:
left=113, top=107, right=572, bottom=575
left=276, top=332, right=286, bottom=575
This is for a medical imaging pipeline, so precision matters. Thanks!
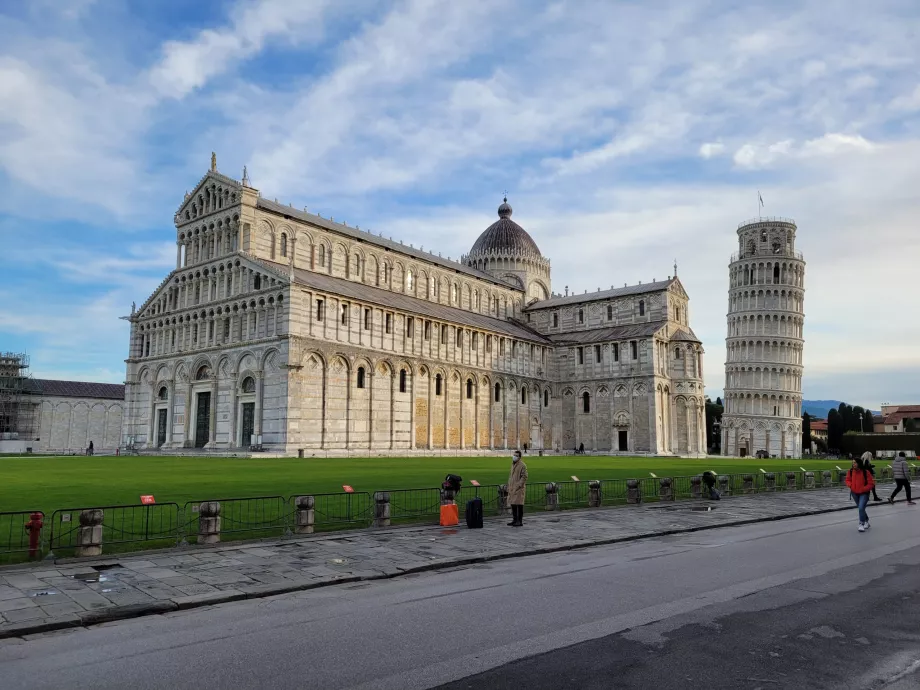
left=443, top=474, right=462, bottom=492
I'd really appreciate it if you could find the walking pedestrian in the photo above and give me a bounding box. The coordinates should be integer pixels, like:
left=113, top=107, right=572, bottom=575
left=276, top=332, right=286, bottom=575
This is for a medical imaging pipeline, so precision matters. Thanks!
left=507, top=450, right=528, bottom=527
left=87, top=441, right=94, bottom=456
left=888, top=451, right=915, bottom=505
left=846, top=456, right=875, bottom=532
left=862, top=453, right=884, bottom=502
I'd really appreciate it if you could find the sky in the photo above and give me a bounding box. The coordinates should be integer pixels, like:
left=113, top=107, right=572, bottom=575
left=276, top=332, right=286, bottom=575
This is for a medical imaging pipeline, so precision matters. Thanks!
left=0, top=0, right=918, bottom=410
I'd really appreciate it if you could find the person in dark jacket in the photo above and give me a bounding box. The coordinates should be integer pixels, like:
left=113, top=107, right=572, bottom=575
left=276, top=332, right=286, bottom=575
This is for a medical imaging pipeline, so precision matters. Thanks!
left=888, top=451, right=915, bottom=505
left=847, top=456, right=875, bottom=532
left=862, top=453, right=883, bottom=502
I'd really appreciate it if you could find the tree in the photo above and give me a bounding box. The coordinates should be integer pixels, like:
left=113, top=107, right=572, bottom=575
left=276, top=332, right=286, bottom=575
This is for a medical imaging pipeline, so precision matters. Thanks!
left=716, top=397, right=722, bottom=407
left=838, top=403, right=851, bottom=434
left=705, top=397, right=724, bottom=452
left=802, top=413, right=812, bottom=453
left=852, top=406, right=866, bottom=432
left=828, top=408, right=843, bottom=451
left=863, top=412, right=875, bottom=433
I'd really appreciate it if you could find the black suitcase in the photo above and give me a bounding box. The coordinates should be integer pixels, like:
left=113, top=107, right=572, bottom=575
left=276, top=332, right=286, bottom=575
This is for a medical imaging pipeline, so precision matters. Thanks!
left=465, top=497, right=483, bottom=529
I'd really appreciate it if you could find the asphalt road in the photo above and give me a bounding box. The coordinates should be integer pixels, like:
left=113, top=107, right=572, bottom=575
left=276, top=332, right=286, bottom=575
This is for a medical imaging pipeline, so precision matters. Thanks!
left=1, top=506, right=918, bottom=690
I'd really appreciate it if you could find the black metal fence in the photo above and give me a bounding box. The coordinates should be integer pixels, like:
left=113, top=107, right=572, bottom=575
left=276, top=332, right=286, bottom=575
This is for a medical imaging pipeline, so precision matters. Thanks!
left=49, top=503, right=182, bottom=553
left=299, top=492, right=374, bottom=530
left=181, top=496, right=290, bottom=542
left=0, top=511, right=44, bottom=562
left=382, top=488, right=443, bottom=522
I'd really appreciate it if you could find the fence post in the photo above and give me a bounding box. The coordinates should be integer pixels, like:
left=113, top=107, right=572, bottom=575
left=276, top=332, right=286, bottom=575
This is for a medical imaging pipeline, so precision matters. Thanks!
left=717, top=475, right=730, bottom=496
left=588, top=480, right=601, bottom=507
left=822, top=470, right=832, bottom=488
left=658, top=478, right=674, bottom=502
left=295, top=495, right=315, bottom=535
left=804, top=471, right=815, bottom=489
left=690, top=475, right=702, bottom=499
left=545, top=482, right=559, bottom=511
left=498, top=484, right=510, bottom=515
left=75, top=509, right=104, bottom=558
left=374, top=491, right=390, bottom=528
left=198, top=501, right=221, bottom=544
left=785, top=472, right=797, bottom=490
left=626, top=479, right=641, bottom=504
left=742, top=474, right=754, bottom=494
left=765, top=472, right=776, bottom=491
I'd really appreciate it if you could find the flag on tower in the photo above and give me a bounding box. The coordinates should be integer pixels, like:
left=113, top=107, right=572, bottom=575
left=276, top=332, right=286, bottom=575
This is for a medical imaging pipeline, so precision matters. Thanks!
left=758, top=191, right=764, bottom=208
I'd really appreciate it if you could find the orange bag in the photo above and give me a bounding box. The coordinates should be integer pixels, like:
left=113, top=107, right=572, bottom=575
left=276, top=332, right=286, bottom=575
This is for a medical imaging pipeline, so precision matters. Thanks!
left=439, top=503, right=459, bottom=526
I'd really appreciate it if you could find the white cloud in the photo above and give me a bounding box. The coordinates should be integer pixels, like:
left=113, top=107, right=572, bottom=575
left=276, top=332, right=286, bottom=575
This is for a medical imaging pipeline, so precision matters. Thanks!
left=890, top=84, right=920, bottom=112
left=699, top=142, right=725, bottom=158
left=733, top=133, right=875, bottom=169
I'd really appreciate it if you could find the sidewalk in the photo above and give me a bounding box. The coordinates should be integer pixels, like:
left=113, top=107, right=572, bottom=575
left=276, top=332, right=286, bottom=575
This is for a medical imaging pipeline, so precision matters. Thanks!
left=0, top=485, right=913, bottom=639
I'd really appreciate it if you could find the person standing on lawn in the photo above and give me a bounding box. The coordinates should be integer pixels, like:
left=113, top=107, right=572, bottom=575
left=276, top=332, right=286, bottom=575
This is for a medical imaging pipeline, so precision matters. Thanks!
left=847, top=455, right=875, bottom=532
left=507, top=450, right=528, bottom=527
left=888, top=451, right=915, bottom=505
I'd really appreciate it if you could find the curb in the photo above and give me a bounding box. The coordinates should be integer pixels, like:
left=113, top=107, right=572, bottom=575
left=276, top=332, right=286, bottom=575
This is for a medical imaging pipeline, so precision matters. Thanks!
left=0, top=499, right=858, bottom=641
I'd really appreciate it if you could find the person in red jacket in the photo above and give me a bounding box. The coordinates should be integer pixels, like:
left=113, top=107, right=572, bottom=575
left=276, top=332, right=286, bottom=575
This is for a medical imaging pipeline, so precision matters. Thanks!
left=846, top=456, right=876, bottom=532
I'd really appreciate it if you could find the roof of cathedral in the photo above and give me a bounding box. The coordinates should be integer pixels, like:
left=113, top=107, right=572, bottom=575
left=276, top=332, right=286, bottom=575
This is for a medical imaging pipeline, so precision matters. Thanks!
left=527, top=278, right=677, bottom=310
left=260, top=260, right=553, bottom=344
left=257, top=198, right=516, bottom=289
left=467, top=199, right=542, bottom=258
left=25, top=379, right=125, bottom=400
left=547, top=321, right=667, bottom=344
left=670, top=327, right=702, bottom=343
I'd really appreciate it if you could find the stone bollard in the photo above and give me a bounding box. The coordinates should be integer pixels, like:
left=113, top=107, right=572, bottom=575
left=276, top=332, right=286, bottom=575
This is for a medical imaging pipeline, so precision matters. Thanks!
left=658, top=477, right=674, bottom=502
left=690, top=475, right=702, bottom=499
left=785, top=472, right=797, bottom=490
left=440, top=488, right=456, bottom=506
left=588, top=480, right=602, bottom=508
left=626, top=479, right=641, bottom=505
left=822, top=470, right=832, bottom=488
left=545, top=482, right=559, bottom=511
left=198, top=501, right=221, bottom=544
left=764, top=472, right=776, bottom=491
left=294, top=495, right=315, bottom=535
left=881, top=467, right=891, bottom=481
left=374, top=492, right=390, bottom=528
left=75, top=509, right=104, bottom=557
left=742, top=474, right=754, bottom=494
left=804, top=471, right=815, bottom=489
left=717, top=475, right=730, bottom=497
left=838, top=470, right=848, bottom=486
left=498, top=484, right=510, bottom=515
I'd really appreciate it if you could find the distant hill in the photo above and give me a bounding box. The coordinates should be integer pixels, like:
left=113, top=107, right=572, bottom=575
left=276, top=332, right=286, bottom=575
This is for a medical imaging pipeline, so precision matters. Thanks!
left=803, top=400, right=880, bottom=419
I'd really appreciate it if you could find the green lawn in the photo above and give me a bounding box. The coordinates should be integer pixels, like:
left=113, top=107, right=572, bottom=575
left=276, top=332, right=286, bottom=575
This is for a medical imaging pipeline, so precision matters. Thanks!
left=0, top=455, right=851, bottom=515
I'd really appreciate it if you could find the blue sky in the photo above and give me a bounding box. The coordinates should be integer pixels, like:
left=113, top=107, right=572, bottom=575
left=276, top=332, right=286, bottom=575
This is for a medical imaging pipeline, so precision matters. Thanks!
left=1, top=0, right=918, bottom=409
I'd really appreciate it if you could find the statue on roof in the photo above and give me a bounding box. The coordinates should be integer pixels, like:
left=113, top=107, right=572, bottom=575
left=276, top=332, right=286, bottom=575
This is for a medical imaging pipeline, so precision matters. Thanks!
left=211, top=152, right=217, bottom=172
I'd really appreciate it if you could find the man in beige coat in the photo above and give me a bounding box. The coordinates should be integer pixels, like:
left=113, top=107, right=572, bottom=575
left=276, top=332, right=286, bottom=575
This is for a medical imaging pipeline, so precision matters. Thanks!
left=507, top=450, right=528, bottom=527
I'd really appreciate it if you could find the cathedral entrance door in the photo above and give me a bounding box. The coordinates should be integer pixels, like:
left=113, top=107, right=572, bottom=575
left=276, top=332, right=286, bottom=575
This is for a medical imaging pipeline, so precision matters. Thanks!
left=195, top=392, right=210, bottom=448
left=241, top=402, right=255, bottom=447
left=156, top=409, right=167, bottom=447
left=618, top=430, right=628, bottom=451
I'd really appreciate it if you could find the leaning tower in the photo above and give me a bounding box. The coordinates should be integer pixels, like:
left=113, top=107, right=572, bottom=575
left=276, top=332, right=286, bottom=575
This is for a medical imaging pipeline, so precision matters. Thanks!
left=722, top=218, right=806, bottom=458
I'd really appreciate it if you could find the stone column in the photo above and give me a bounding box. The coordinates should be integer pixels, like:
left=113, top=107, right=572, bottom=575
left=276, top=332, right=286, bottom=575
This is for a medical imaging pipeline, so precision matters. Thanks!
left=427, top=373, right=433, bottom=449
left=545, top=482, right=558, bottom=510
left=626, top=479, right=641, bottom=504
left=474, top=382, right=480, bottom=450
left=785, top=472, right=796, bottom=490
left=409, top=370, right=416, bottom=451
left=374, top=492, right=390, bottom=528
left=367, top=368, right=374, bottom=450
left=208, top=377, right=218, bottom=447
left=804, top=471, right=815, bottom=489
left=75, top=509, right=104, bottom=557
left=294, top=496, right=315, bottom=534
left=198, top=502, right=221, bottom=544
left=821, top=470, right=832, bottom=488
left=254, top=371, right=264, bottom=446
left=742, top=474, right=754, bottom=493
left=588, top=480, right=601, bottom=507
left=764, top=472, right=776, bottom=491
left=690, top=475, right=702, bottom=499
left=658, top=477, right=674, bottom=501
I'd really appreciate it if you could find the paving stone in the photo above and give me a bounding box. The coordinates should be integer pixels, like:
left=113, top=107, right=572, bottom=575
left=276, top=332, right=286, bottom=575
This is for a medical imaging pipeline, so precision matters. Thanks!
left=37, top=601, right=85, bottom=617
left=176, top=584, right=219, bottom=596
left=3, top=607, right=46, bottom=623
left=0, top=598, right=36, bottom=613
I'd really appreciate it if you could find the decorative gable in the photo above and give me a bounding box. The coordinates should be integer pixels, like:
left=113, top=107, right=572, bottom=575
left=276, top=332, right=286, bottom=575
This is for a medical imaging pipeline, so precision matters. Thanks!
left=668, top=278, right=689, bottom=300
left=175, top=170, right=244, bottom=227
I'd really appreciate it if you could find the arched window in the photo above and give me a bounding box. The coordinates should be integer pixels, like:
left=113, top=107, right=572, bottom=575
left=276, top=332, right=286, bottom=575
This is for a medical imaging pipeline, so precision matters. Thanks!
left=582, top=392, right=591, bottom=413
left=553, top=313, right=559, bottom=327
left=639, top=300, right=645, bottom=316
left=399, top=369, right=407, bottom=393
left=196, top=365, right=211, bottom=381
left=353, top=254, right=360, bottom=276
left=241, top=377, right=255, bottom=393
left=158, top=386, right=168, bottom=400
left=466, top=379, right=473, bottom=399
left=773, top=265, right=780, bottom=282
left=578, top=309, right=584, bottom=323
left=254, top=274, right=261, bottom=290
left=494, top=383, right=501, bottom=402
left=406, top=270, right=414, bottom=292
left=357, top=367, right=365, bottom=389
left=521, top=386, right=527, bottom=404
left=382, top=264, right=389, bottom=283
left=544, top=390, right=549, bottom=407
left=319, top=245, right=326, bottom=267
left=435, top=373, right=442, bottom=396
left=607, top=305, right=613, bottom=320
left=761, top=230, right=767, bottom=242
left=675, top=348, right=682, bottom=359
left=675, top=306, right=681, bottom=322
left=280, top=233, right=287, bottom=257
left=452, top=284, right=459, bottom=304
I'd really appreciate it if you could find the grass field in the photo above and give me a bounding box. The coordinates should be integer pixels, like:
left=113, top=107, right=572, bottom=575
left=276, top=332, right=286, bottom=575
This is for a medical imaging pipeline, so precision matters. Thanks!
left=0, top=455, right=851, bottom=515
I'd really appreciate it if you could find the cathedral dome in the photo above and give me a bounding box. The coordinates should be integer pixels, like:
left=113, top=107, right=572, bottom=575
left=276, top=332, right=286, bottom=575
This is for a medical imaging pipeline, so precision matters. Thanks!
left=468, top=198, right=542, bottom=257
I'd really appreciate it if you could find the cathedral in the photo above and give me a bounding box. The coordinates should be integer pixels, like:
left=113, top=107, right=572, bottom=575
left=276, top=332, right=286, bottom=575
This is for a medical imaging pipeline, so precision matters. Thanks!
left=122, top=160, right=707, bottom=456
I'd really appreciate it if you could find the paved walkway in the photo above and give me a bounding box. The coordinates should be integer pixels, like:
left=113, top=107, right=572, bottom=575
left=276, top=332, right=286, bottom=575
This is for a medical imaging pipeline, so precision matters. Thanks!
left=0, top=484, right=915, bottom=639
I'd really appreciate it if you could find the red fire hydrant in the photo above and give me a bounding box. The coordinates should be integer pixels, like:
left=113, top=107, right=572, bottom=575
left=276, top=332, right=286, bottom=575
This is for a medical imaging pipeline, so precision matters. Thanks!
left=24, top=512, right=43, bottom=559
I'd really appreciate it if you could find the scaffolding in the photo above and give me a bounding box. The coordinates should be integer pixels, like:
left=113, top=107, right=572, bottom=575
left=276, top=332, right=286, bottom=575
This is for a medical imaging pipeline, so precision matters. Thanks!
left=0, top=352, right=41, bottom=440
